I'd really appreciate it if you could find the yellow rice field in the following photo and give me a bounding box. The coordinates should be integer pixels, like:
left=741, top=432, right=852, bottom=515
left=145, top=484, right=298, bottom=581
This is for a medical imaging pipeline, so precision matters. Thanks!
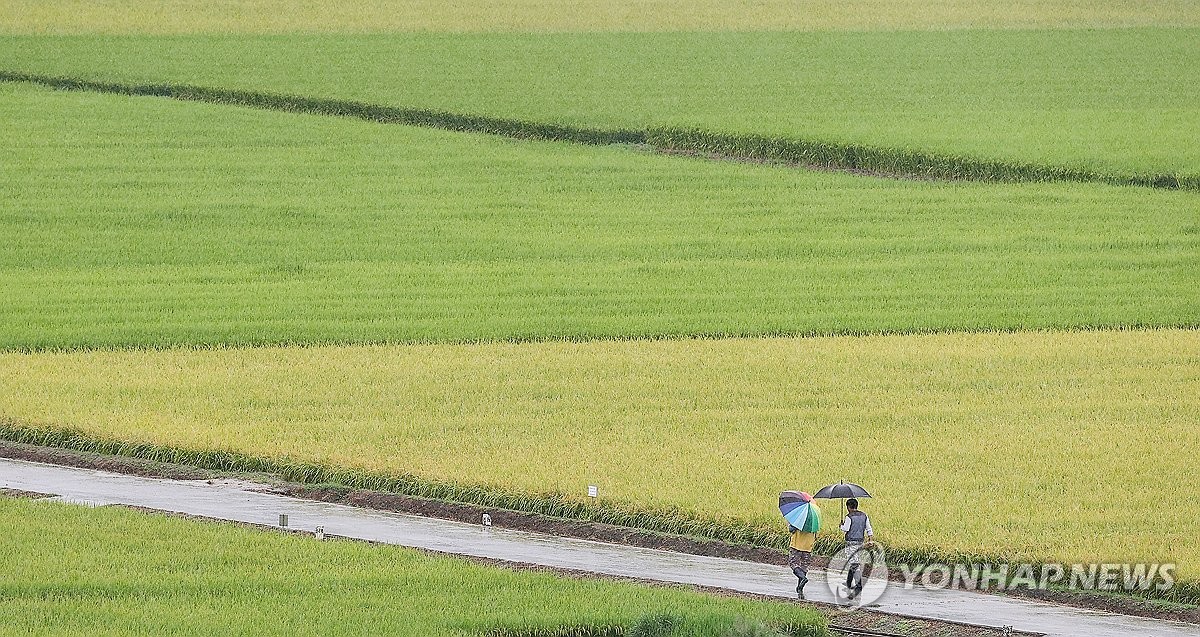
left=2, top=328, right=1197, bottom=576
left=2, top=0, right=1195, bottom=34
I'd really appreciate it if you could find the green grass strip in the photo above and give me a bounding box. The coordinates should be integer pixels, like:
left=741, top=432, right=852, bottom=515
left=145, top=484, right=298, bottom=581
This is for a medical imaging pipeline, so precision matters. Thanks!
left=2, top=70, right=1193, bottom=191
left=2, top=420, right=1196, bottom=606
left=646, top=129, right=1196, bottom=190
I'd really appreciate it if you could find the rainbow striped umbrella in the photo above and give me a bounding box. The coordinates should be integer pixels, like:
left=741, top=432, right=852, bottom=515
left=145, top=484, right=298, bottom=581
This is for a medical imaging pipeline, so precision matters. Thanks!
left=779, top=490, right=821, bottom=533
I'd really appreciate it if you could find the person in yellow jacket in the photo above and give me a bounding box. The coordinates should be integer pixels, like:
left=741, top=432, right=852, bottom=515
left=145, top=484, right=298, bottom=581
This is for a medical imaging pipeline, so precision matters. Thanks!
left=788, top=523, right=817, bottom=599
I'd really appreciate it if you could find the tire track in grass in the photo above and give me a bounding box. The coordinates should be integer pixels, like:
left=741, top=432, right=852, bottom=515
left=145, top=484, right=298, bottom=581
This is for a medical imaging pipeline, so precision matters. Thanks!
left=2, top=70, right=1194, bottom=191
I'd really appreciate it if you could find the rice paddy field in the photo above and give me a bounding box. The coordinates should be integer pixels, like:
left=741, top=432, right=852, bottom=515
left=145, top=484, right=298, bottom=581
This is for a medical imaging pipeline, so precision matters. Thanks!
left=2, top=0, right=1198, bottom=615
left=0, top=497, right=824, bottom=635
left=3, top=330, right=1198, bottom=578
left=4, top=83, right=1197, bottom=350
left=4, top=0, right=1197, bottom=33
left=3, top=29, right=1198, bottom=180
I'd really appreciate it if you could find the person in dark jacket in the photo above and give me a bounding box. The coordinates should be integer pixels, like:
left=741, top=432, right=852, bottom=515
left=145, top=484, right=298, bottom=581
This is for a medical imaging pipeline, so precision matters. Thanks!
left=839, top=498, right=874, bottom=599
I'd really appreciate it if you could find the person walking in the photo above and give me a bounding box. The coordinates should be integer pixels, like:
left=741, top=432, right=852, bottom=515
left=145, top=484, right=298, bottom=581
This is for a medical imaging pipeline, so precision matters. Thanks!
left=778, top=490, right=821, bottom=600
left=788, top=521, right=817, bottom=599
left=839, top=497, right=874, bottom=600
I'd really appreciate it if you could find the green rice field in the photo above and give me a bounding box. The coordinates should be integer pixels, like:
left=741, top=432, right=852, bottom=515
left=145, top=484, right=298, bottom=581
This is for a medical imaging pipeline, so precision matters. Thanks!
left=4, top=28, right=1197, bottom=180
left=3, top=83, right=1196, bottom=350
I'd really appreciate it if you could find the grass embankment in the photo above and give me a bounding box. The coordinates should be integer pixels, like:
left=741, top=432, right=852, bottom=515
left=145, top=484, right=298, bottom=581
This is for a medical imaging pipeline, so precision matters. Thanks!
left=2, top=329, right=1197, bottom=586
left=3, top=83, right=1197, bottom=350
left=0, top=498, right=826, bottom=636
left=1, top=28, right=1197, bottom=180
left=4, top=0, right=1196, bottom=33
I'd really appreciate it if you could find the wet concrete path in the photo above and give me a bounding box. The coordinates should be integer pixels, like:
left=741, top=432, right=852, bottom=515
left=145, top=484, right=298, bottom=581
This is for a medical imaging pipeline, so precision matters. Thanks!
left=2, top=458, right=1195, bottom=637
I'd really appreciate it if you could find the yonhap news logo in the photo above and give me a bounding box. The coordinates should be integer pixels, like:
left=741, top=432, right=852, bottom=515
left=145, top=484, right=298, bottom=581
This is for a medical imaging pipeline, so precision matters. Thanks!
left=896, top=562, right=1177, bottom=594
left=820, top=548, right=1176, bottom=607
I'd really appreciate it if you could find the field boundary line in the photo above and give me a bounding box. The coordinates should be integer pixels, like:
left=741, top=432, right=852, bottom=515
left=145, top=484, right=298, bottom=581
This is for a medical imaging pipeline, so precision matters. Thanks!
left=1, top=420, right=1197, bottom=609
left=0, top=70, right=643, bottom=144
left=2, top=70, right=1195, bottom=191
left=3, top=323, right=1197, bottom=355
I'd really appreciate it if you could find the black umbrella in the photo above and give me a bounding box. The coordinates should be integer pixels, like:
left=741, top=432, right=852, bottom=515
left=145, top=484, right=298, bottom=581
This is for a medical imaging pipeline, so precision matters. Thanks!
left=813, top=481, right=870, bottom=500
left=812, top=481, right=871, bottom=521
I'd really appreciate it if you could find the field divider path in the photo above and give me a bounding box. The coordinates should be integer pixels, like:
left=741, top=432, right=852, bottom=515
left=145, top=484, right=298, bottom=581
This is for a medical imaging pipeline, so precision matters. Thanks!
left=3, top=457, right=1198, bottom=637
left=3, top=70, right=1194, bottom=191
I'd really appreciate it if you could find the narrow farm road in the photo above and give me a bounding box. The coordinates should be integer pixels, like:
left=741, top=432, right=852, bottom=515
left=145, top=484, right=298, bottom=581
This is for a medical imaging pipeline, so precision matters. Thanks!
left=1, top=458, right=1193, bottom=637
